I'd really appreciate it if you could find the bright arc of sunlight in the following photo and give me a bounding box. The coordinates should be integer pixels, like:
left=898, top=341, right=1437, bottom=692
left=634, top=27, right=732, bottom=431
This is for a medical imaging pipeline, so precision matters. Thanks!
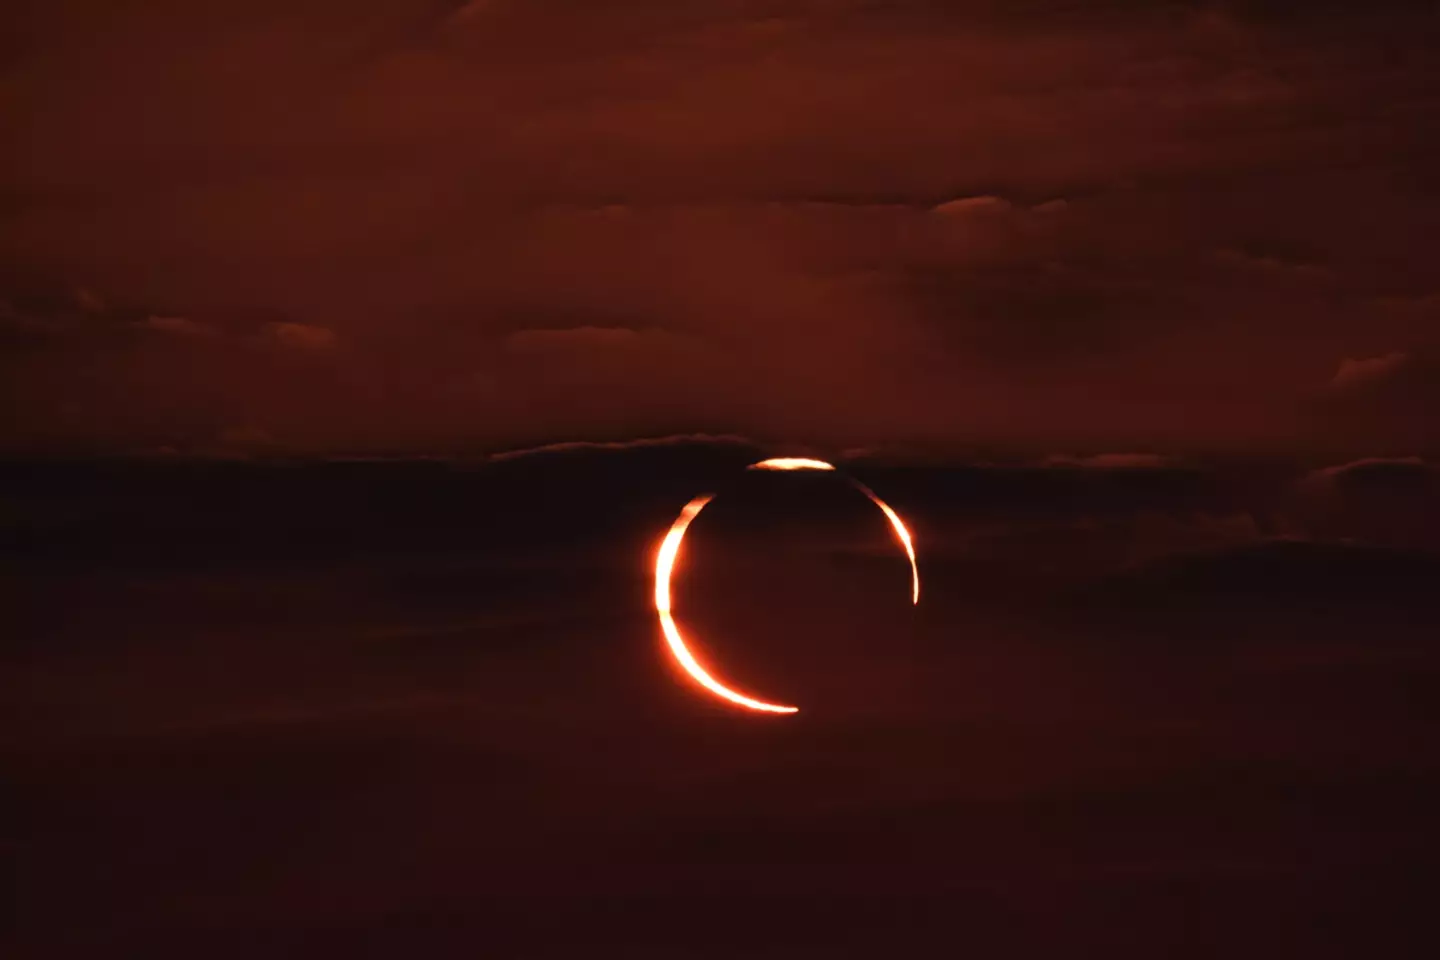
left=852, top=481, right=921, bottom=605
left=652, top=459, right=922, bottom=714
left=748, top=457, right=837, bottom=471
left=654, top=494, right=800, bottom=714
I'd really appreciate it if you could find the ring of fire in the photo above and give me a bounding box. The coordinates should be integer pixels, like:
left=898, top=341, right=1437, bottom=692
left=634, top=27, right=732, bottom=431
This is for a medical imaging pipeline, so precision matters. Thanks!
left=653, top=457, right=920, bottom=715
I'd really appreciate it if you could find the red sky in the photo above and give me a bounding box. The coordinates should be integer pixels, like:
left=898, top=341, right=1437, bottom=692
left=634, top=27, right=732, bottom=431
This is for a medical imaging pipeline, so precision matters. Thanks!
left=2, top=1, right=1438, bottom=455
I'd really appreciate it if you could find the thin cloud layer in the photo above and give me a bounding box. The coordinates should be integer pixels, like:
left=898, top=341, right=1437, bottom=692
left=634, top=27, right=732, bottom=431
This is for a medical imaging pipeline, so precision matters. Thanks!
left=1297, top=456, right=1439, bottom=548
left=1330, top=353, right=1411, bottom=391
left=488, top=432, right=757, bottom=463
left=138, top=316, right=217, bottom=339
left=3, top=1, right=1439, bottom=454
left=1041, top=453, right=1177, bottom=470
left=1318, top=352, right=1440, bottom=452
left=263, top=322, right=339, bottom=351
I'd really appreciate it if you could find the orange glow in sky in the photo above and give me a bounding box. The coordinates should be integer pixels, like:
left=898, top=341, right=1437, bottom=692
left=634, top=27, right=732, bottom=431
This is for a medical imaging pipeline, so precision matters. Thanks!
left=652, top=460, right=921, bottom=714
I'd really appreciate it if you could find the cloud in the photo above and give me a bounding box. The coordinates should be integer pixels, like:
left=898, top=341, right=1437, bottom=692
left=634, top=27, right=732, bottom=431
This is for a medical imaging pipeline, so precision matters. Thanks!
left=1329, top=352, right=1411, bottom=390
left=488, top=433, right=756, bottom=463
left=931, top=196, right=1014, bottom=217
left=194, top=425, right=278, bottom=459
left=1303, top=456, right=1429, bottom=485
left=73, top=287, right=106, bottom=313
left=1316, top=352, right=1440, bottom=451
left=1295, top=457, right=1439, bottom=548
left=445, top=0, right=496, bottom=26
left=1371, top=292, right=1440, bottom=318
left=137, top=315, right=216, bottom=338
left=3, top=1, right=1439, bottom=453
left=505, top=325, right=643, bottom=353
left=1088, top=538, right=1440, bottom=613
left=1214, top=247, right=1327, bottom=280
left=489, top=323, right=746, bottom=436
left=262, top=321, right=337, bottom=351
left=1041, top=453, right=1176, bottom=470
left=0, top=298, right=63, bottom=341
left=500, top=324, right=707, bottom=383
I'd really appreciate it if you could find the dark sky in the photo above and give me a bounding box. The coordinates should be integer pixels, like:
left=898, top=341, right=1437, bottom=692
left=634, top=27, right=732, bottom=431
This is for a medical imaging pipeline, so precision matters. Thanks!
left=3, top=1, right=1438, bottom=456
left=7, top=447, right=1440, bottom=955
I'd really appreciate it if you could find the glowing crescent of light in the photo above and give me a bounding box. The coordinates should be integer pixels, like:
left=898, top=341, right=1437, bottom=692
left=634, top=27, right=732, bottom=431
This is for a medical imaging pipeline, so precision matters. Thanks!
left=852, top=480, right=921, bottom=606
left=655, top=493, right=798, bottom=713
left=653, top=457, right=920, bottom=715
left=751, top=457, right=919, bottom=604
left=748, top=457, right=837, bottom=472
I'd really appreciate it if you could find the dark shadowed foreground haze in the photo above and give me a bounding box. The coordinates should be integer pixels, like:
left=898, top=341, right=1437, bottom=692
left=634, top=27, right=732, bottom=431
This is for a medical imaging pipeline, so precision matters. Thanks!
left=5, top=443, right=1438, bottom=956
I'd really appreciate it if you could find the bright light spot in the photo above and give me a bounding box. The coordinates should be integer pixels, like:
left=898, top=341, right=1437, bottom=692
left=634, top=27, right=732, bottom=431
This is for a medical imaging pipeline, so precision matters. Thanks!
left=748, top=457, right=837, bottom=471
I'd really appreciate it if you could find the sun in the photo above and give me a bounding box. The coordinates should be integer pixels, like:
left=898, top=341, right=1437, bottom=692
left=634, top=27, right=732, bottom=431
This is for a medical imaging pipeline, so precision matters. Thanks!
left=653, top=458, right=919, bottom=714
